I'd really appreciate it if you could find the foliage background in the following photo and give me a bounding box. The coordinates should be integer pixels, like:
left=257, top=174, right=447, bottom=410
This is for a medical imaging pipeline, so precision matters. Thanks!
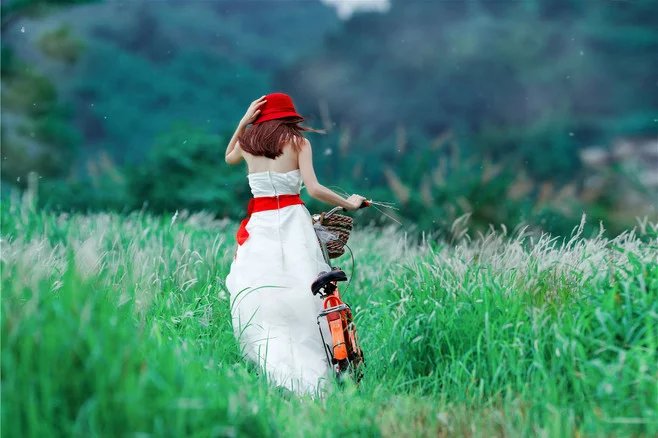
left=2, top=0, right=657, bottom=235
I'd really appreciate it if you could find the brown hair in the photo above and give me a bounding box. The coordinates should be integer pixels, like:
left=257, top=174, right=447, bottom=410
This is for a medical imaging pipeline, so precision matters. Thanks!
left=238, top=117, right=318, bottom=159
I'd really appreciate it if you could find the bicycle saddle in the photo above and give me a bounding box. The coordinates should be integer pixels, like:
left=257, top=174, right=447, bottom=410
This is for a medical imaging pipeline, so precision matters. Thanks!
left=311, top=269, right=347, bottom=296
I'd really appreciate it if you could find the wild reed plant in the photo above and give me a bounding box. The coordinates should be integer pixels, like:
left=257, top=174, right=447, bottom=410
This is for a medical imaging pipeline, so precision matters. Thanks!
left=2, top=199, right=656, bottom=437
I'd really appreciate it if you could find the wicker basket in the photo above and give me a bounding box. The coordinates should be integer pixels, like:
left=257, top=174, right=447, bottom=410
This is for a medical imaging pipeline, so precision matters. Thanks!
left=312, top=212, right=353, bottom=259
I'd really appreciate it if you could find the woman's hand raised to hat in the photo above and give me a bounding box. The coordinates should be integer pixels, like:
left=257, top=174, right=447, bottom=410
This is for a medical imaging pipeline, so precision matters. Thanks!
left=239, top=96, right=267, bottom=128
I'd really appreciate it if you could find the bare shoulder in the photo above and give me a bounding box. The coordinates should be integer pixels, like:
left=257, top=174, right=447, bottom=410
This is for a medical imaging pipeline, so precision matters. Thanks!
left=299, top=137, right=312, bottom=152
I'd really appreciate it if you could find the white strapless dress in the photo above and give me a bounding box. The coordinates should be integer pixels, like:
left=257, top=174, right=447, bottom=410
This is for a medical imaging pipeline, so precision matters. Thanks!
left=225, top=169, right=332, bottom=396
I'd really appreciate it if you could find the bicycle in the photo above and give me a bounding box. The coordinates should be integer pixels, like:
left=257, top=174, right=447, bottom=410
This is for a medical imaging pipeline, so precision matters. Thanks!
left=311, top=200, right=370, bottom=382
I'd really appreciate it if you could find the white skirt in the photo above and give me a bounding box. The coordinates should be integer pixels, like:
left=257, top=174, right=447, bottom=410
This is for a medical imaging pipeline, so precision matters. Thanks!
left=225, top=203, right=332, bottom=396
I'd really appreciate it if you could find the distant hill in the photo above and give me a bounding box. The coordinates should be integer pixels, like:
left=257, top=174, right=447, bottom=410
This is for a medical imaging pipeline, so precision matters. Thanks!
left=280, top=0, right=658, bottom=180
left=1, top=0, right=339, bottom=174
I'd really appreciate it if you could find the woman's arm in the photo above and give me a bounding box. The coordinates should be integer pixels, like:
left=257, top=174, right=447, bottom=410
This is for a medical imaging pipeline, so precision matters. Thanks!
left=298, top=139, right=366, bottom=210
left=224, top=125, right=245, bottom=164
left=225, top=96, right=267, bottom=165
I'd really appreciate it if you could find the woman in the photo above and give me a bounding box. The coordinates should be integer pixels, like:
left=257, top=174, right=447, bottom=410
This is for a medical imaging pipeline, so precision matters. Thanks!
left=224, top=92, right=366, bottom=396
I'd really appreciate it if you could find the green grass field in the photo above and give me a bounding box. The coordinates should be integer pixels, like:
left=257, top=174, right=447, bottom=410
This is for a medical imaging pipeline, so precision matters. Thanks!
left=2, top=200, right=657, bottom=437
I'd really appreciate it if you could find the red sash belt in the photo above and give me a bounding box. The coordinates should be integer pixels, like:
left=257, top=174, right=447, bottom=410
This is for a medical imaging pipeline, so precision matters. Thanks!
left=236, top=194, right=304, bottom=245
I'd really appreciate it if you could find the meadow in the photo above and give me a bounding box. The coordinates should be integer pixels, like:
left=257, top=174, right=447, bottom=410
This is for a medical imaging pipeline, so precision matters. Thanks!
left=2, top=199, right=657, bottom=437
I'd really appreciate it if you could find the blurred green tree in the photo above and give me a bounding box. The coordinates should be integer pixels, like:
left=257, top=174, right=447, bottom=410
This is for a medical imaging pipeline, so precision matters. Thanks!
left=129, top=125, right=250, bottom=217
left=1, top=0, right=94, bottom=186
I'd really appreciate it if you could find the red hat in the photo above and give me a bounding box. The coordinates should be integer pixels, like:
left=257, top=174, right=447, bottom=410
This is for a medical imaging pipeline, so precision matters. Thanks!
left=252, top=92, right=303, bottom=124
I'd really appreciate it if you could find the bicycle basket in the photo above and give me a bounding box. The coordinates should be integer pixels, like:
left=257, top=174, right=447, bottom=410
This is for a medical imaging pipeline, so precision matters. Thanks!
left=312, top=212, right=353, bottom=259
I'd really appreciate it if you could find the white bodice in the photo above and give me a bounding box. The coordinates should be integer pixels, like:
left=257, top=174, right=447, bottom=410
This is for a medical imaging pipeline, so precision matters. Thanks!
left=247, top=169, right=302, bottom=197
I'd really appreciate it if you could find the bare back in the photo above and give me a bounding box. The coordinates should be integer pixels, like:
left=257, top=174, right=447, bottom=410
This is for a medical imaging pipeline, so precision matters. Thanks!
left=241, top=142, right=300, bottom=174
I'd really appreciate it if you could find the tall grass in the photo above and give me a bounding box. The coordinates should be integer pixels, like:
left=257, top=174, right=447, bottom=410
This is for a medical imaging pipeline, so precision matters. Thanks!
left=2, top=200, right=657, bottom=437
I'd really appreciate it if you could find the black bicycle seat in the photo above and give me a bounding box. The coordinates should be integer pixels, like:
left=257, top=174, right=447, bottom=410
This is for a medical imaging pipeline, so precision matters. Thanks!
left=311, top=269, right=347, bottom=295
